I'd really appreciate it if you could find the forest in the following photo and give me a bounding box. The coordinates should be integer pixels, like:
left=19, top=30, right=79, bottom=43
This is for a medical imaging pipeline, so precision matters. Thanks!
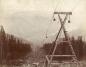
left=0, top=28, right=32, bottom=65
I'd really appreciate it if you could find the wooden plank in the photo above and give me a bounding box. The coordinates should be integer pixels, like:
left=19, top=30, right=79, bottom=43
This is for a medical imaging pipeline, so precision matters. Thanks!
left=45, top=56, right=50, bottom=62
left=54, top=12, right=72, bottom=14
left=47, top=55, right=75, bottom=57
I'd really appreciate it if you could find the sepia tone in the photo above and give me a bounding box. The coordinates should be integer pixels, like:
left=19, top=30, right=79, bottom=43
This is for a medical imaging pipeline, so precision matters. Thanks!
left=0, top=0, right=86, bottom=67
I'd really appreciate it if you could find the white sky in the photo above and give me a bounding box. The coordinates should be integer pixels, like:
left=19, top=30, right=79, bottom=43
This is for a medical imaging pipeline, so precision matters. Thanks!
left=0, top=0, right=86, bottom=43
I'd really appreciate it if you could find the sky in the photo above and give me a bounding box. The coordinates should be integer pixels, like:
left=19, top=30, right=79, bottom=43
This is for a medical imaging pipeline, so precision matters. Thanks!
left=0, top=0, right=86, bottom=44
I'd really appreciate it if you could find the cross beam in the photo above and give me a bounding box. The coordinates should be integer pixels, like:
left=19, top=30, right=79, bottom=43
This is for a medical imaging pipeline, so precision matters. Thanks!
left=54, top=12, right=72, bottom=15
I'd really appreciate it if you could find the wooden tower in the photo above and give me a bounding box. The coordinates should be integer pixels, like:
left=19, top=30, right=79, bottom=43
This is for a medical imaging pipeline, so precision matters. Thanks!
left=44, top=12, right=78, bottom=67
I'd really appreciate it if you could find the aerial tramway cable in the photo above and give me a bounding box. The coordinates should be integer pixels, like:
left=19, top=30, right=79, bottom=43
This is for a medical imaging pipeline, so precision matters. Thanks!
left=45, top=0, right=62, bottom=39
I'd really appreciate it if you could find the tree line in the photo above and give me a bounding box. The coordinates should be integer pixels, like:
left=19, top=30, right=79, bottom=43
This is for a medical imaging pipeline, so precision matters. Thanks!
left=0, top=33, right=32, bottom=65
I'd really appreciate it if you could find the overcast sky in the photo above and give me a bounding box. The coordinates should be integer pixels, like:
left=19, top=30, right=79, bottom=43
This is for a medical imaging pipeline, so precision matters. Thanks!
left=0, top=0, right=86, bottom=44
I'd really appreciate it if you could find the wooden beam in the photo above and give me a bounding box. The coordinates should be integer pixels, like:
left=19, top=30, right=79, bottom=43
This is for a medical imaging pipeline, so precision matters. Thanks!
left=54, top=12, right=72, bottom=14
left=47, top=55, right=75, bottom=57
left=51, top=62, right=80, bottom=64
left=46, top=55, right=50, bottom=62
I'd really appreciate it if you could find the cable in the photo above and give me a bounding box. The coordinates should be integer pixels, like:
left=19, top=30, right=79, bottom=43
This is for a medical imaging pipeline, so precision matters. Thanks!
left=53, top=0, right=61, bottom=12
left=71, top=0, right=81, bottom=12
left=45, top=0, right=62, bottom=39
